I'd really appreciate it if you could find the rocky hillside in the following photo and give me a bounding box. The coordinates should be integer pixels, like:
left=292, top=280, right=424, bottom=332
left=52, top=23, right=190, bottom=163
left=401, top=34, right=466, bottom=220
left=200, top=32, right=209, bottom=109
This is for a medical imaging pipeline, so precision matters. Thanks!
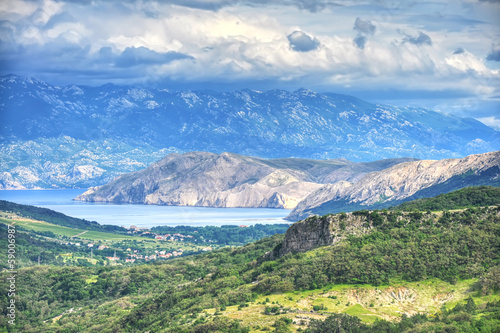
left=287, top=151, right=500, bottom=220
left=75, top=152, right=413, bottom=209
left=272, top=198, right=500, bottom=258
left=268, top=212, right=374, bottom=258
left=0, top=136, right=176, bottom=189
left=2, top=74, right=499, bottom=188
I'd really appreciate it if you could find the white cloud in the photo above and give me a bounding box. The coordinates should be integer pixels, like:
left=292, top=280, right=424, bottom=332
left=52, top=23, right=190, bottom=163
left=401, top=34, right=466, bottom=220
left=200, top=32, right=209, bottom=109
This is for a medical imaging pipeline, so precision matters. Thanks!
left=444, top=50, right=488, bottom=73
left=0, top=0, right=37, bottom=17
left=0, top=0, right=499, bottom=121
left=477, top=116, right=500, bottom=129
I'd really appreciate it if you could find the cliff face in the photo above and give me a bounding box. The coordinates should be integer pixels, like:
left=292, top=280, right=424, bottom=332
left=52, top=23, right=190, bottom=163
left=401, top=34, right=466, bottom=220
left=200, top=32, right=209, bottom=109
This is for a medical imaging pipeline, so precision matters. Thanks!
left=268, top=212, right=374, bottom=258
left=75, top=152, right=414, bottom=209
left=75, top=152, right=325, bottom=209
left=287, top=151, right=500, bottom=220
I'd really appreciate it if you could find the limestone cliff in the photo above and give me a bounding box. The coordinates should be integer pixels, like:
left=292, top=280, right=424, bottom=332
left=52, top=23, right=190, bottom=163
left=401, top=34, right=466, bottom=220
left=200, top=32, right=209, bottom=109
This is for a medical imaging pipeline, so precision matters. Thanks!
left=267, top=212, right=375, bottom=258
left=75, top=152, right=413, bottom=209
left=287, top=151, right=500, bottom=220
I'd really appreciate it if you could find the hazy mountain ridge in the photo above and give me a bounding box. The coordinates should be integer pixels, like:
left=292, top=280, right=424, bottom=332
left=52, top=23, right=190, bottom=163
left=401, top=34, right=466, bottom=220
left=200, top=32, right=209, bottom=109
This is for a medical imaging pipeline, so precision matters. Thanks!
left=75, top=152, right=414, bottom=209
left=287, top=151, right=500, bottom=220
left=2, top=74, right=499, bottom=189
left=0, top=136, right=178, bottom=189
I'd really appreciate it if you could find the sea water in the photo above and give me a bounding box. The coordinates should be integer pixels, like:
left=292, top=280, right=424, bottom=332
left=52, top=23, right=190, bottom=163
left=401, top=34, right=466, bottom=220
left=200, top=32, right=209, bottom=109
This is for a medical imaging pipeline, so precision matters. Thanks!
left=0, top=189, right=291, bottom=228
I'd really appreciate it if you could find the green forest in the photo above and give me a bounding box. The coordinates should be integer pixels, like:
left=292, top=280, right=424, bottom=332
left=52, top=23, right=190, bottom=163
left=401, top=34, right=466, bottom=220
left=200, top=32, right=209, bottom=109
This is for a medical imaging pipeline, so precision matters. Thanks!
left=391, top=186, right=500, bottom=211
left=150, top=224, right=291, bottom=245
left=0, top=186, right=499, bottom=332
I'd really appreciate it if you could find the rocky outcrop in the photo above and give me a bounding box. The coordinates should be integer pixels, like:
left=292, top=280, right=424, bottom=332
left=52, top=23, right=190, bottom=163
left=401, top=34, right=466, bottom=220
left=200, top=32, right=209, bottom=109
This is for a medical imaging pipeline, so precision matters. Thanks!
left=75, top=152, right=413, bottom=209
left=287, top=151, right=500, bottom=220
left=267, top=212, right=374, bottom=258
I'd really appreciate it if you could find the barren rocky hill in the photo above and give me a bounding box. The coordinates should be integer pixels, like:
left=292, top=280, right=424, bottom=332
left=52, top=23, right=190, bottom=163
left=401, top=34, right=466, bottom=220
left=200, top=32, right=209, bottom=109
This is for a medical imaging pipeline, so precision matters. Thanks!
left=287, top=151, right=500, bottom=220
left=75, top=152, right=413, bottom=209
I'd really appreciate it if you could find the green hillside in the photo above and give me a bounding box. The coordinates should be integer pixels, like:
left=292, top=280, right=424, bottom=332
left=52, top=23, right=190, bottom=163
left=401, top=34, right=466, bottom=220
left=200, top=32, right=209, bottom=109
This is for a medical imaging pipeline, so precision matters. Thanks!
left=0, top=200, right=127, bottom=233
left=392, top=186, right=500, bottom=211
left=1, top=199, right=499, bottom=332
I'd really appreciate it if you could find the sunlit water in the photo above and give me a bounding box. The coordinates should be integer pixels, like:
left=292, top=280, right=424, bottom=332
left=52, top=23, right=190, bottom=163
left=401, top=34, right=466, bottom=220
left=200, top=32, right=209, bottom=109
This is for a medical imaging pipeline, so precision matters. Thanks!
left=0, top=189, right=291, bottom=228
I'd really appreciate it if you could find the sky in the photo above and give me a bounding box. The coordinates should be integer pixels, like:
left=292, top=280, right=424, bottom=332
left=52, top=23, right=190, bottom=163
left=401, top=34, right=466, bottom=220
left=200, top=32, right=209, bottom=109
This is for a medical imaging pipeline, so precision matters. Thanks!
left=0, top=0, right=499, bottom=127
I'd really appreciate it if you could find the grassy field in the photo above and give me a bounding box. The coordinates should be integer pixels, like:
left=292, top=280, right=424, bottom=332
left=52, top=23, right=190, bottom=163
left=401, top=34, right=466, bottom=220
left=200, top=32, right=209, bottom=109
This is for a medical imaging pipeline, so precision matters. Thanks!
left=0, top=216, right=138, bottom=241
left=0, top=214, right=214, bottom=252
left=205, top=279, right=499, bottom=332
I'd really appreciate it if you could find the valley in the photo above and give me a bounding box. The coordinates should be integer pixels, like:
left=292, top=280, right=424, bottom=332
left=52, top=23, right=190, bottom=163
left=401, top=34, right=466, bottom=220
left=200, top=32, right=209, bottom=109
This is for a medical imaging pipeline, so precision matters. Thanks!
left=1, top=75, right=499, bottom=332
left=0, top=187, right=499, bottom=332
left=2, top=1, right=500, bottom=331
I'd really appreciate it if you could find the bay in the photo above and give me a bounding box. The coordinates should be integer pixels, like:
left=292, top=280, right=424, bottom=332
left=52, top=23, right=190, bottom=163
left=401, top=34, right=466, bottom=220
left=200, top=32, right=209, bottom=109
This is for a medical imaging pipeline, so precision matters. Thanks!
left=0, top=189, right=291, bottom=228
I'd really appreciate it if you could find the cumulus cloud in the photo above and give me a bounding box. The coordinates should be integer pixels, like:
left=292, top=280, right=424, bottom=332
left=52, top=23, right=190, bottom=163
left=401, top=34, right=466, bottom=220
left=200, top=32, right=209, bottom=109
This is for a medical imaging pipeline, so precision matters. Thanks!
left=1, top=0, right=499, bottom=122
left=287, top=31, right=319, bottom=52
left=404, top=32, right=432, bottom=46
left=486, top=45, right=500, bottom=61
left=445, top=49, right=488, bottom=73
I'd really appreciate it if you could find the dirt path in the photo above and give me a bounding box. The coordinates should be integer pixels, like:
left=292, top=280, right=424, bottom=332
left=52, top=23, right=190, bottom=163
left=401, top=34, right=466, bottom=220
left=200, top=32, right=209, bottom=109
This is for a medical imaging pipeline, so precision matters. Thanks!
left=72, top=230, right=87, bottom=238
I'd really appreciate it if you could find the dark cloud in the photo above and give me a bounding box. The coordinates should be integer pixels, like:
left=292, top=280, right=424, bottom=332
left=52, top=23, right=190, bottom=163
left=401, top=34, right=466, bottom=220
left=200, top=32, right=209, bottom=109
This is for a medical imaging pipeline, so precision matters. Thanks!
left=353, top=17, right=376, bottom=36
left=404, top=32, right=432, bottom=46
left=97, top=47, right=114, bottom=63
left=353, top=35, right=367, bottom=49
left=115, top=47, right=193, bottom=67
left=352, top=17, right=375, bottom=49
left=287, top=31, right=319, bottom=52
left=486, top=46, right=500, bottom=61
left=453, top=47, right=465, bottom=55
left=43, top=12, right=76, bottom=30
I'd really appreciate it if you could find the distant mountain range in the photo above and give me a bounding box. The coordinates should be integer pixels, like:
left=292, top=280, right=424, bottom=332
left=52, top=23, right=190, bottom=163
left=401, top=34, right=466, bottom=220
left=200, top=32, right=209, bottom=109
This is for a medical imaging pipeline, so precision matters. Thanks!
left=1, top=74, right=499, bottom=189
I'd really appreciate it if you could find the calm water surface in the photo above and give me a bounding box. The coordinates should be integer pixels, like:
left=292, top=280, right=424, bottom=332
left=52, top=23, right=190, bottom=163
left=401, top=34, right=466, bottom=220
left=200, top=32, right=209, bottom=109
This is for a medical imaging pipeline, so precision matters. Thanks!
left=0, top=189, right=291, bottom=228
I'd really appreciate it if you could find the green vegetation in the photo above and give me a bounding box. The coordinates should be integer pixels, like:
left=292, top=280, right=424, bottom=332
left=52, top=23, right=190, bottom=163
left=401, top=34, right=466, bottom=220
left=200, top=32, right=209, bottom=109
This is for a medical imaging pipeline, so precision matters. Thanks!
left=305, top=298, right=500, bottom=332
left=392, top=186, right=500, bottom=211
left=266, top=207, right=499, bottom=287
left=0, top=200, right=127, bottom=233
left=0, top=200, right=291, bottom=270
left=0, top=189, right=499, bottom=332
left=151, top=224, right=291, bottom=245
left=0, top=215, right=220, bottom=269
